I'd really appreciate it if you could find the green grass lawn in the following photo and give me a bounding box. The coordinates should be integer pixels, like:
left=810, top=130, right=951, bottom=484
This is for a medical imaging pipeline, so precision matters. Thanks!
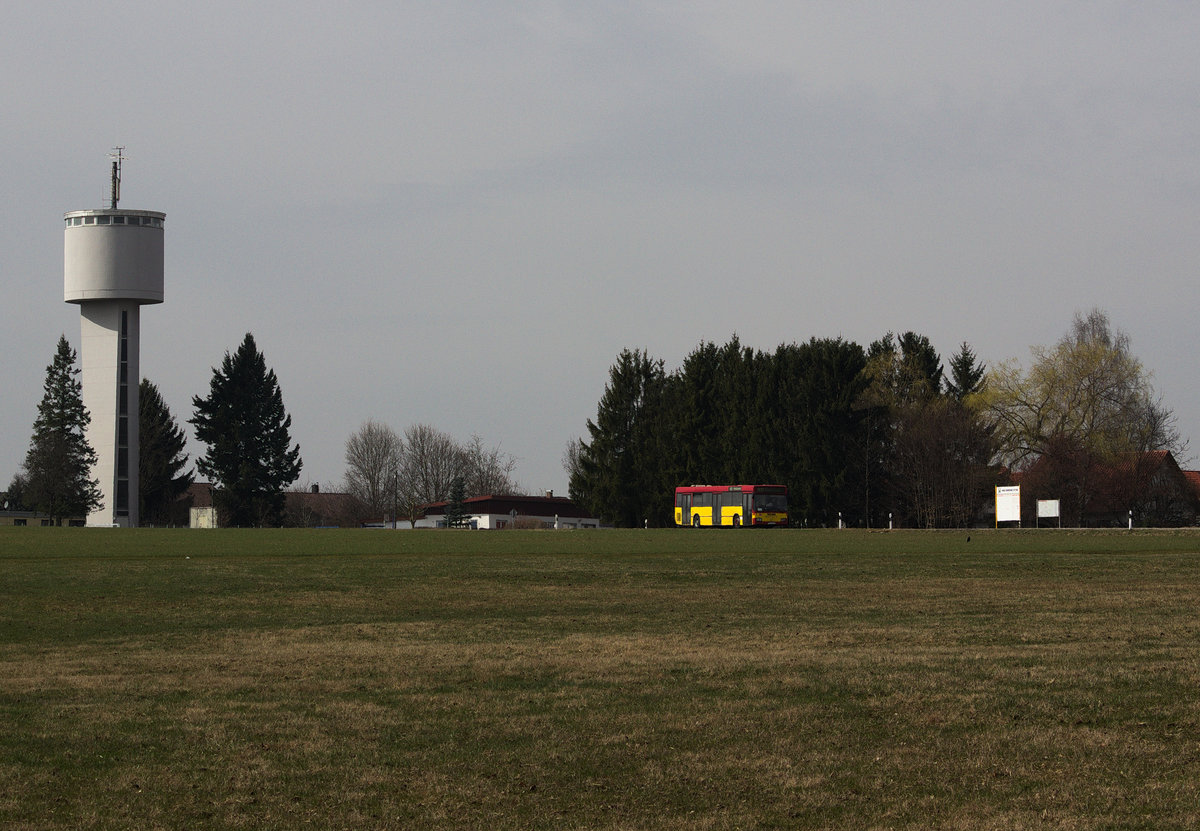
left=2, top=528, right=1200, bottom=829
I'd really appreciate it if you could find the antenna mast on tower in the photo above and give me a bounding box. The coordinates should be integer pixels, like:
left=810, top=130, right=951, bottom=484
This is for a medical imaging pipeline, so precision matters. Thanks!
left=108, top=146, right=125, bottom=209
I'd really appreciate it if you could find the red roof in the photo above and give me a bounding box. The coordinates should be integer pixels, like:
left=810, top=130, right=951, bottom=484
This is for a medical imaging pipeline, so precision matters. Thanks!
left=1184, top=471, right=1200, bottom=502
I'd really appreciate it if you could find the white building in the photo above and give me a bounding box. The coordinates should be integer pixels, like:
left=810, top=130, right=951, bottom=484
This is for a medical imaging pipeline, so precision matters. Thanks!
left=416, top=494, right=603, bottom=529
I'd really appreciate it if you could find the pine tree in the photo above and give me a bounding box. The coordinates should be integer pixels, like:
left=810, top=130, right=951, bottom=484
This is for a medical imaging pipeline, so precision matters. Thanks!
left=445, top=476, right=467, bottom=527
left=22, top=336, right=101, bottom=524
left=190, top=333, right=302, bottom=526
left=772, top=338, right=870, bottom=526
left=574, top=348, right=669, bottom=526
left=945, top=341, right=986, bottom=401
left=898, top=331, right=944, bottom=400
left=139, top=379, right=193, bottom=525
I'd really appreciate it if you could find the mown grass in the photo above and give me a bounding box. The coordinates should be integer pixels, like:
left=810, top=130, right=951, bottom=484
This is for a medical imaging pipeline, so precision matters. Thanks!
left=2, top=528, right=1200, bottom=829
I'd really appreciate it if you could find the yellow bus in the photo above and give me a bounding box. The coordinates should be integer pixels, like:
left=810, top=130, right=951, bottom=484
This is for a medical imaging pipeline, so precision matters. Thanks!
left=674, top=484, right=789, bottom=527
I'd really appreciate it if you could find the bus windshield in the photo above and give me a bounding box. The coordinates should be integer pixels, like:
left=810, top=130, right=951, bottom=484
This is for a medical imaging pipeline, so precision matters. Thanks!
left=754, top=493, right=787, bottom=512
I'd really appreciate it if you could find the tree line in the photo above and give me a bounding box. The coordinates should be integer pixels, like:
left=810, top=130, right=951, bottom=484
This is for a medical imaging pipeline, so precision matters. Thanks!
left=6, top=333, right=299, bottom=527
left=566, top=310, right=1185, bottom=528
left=5, top=332, right=519, bottom=527
left=7, top=310, right=1182, bottom=529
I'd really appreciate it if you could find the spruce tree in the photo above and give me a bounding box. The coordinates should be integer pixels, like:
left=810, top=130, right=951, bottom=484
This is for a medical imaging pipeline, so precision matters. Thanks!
left=772, top=338, right=869, bottom=526
left=575, top=348, right=669, bottom=526
left=445, top=476, right=467, bottom=527
left=22, top=336, right=101, bottom=524
left=190, top=333, right=302, bottom=526
left=945, top=341, right=986, bottom=400
left=898, top=331, right=944, bottom=399
left=139, top=379, right=193, bottom=525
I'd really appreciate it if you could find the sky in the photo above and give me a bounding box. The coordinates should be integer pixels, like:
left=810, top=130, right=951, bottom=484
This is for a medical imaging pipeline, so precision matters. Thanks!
left=4, top=2, right=1199, bottom=496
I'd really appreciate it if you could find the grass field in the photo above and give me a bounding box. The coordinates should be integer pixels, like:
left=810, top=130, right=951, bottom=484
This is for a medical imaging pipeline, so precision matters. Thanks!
left=2, top=527, right=1199, bottom=829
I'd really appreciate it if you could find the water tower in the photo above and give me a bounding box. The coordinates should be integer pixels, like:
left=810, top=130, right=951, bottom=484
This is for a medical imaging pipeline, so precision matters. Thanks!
left=63, top=149, right=165, bottom=526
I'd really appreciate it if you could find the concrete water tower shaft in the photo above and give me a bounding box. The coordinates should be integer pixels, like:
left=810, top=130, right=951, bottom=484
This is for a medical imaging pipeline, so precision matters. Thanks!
left=63, top=150, right=164, bottom=526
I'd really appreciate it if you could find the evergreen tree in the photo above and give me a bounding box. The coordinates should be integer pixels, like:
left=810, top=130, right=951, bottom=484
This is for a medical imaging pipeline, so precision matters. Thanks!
left=898, top=331, right=944, bottom=400
left=572, top=337, right=874, bottom=528
left=857, top=331, right=947, bottom=525
left=674, top=340, right=724, bottom=482
left=139, top=379, right=193, bottom=525
left=890, top=397, right=998, bottom=528
left=445, top=476, right=467, bottom=527
left=711, top=337, right=763, bottom=483
left=945, top=341, right=986, bottom=400
left=573, top=348, right=669, bottom=526
left=22, top=336, right=101, bottom=524
left=190, top=333, right=302, bottom=526
left=772, top=338, right=869, bottom=526
left=670, top=336, right=770, bottom=487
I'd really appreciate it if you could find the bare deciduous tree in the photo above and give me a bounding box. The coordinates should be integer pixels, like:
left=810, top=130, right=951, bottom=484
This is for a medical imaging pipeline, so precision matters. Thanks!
left=343, top=420, right=403, bottom=519
left=400, top=423, right=461, bottom=509
left=459, top=434, right=517, bottom=496
left=345, top=421, right=524, bottom=525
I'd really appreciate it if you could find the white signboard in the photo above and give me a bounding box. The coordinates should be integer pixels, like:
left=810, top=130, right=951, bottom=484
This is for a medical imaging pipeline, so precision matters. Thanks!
left=1037, top=499, right=1060, bottom=519
left=995, top=485, right=1021, bottom=524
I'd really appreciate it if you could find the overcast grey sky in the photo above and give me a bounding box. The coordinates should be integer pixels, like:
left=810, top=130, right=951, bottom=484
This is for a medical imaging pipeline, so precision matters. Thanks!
left=4, top=2, right=1199, bottom=496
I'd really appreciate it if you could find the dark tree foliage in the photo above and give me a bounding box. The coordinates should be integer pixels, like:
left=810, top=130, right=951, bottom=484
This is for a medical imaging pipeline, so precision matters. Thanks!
left=855, top=336, right=905, bottom=526
left=190, top=333, right=302, bottom=527
left=668, top=337, right=766, bottom=486
left=446, top=476, right=467, bottom=527
left=857, top=331, right=967, bottom=526
left=945, top=341, right=986, bottom=401
left=573, top=338, right=872, bottom=527
left=573, top=332, right=1004, bottom=529
left=139, top=379, right=193, bottom=526
left=864, top=332, right=943, bottom=405
left=3, top=473, right=30, bottom=511
left=571, top=348, right=670, bottom=527
left=771, top=338, right=870, bottom=527
left=22, top=336, right=101, bottom=524
left=898, top=331, right=943, bottom=400
left=673, top=340, right=724, bottom=481
left=890, top=397, right=998, bottom=527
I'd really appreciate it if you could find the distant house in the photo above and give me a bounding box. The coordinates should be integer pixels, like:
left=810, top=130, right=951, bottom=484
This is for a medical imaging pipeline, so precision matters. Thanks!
left=1014, top=450, right=1200, bottom=527
left=1183, top=471, right=1200, bottom=507
left=0, top=510, right=62, bottom=527
left=0, top=492, right=84, bottom=527
left=175, top=483, right=217, bottom=528
left=174, top=482, right=365, bottom=528
left=415, top=493, right=602, bottom=530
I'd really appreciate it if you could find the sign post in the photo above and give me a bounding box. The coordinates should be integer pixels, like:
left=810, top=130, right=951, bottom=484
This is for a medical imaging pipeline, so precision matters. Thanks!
left=1036, top=499, right=1061, bottom=529
left=995, top=485, right=1021, bottom=528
